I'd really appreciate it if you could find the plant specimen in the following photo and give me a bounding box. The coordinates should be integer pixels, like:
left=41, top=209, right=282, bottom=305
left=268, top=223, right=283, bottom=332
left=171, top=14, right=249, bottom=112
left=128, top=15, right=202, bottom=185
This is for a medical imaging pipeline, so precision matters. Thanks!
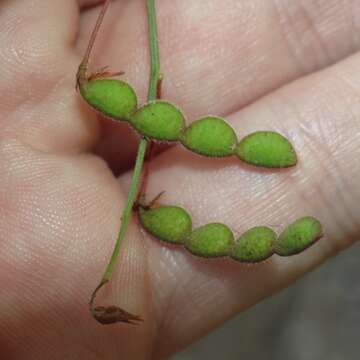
left=76, top=0, right=323, bottom=325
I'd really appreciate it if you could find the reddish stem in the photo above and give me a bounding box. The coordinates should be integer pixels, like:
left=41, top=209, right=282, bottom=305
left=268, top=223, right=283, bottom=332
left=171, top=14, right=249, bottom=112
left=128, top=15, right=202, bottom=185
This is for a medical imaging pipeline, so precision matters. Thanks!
left=76, top=0, right=111, bottom=89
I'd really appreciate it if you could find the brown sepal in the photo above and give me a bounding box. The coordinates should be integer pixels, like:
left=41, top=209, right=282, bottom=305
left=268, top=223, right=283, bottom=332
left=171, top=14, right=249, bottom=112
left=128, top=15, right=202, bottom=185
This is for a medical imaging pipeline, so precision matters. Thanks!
left=92, top=305, right=143, bottom=325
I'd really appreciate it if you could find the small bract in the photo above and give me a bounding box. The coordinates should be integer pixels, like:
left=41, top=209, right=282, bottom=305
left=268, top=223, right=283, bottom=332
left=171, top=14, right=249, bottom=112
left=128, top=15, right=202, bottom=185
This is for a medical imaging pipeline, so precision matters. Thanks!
left=80, top=79, right=138, bottom=120
left=139, top=206, right=192, bottom=244
left=130, top=101, right=185, bottom=141
left=180, top=116, right=238, bottom=157
left=231, top=226, right=276, bottom=263
left=236, top=131, right=297, bottom=168
left=275, top=217, right=323, bottom=256
left=185, top=223, right=234, bottom=258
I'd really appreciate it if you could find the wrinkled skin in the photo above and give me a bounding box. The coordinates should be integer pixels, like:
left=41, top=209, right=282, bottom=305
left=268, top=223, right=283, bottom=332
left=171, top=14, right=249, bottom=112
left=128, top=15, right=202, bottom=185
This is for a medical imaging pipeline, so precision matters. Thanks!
left=1, top=0, right=360, bottom=359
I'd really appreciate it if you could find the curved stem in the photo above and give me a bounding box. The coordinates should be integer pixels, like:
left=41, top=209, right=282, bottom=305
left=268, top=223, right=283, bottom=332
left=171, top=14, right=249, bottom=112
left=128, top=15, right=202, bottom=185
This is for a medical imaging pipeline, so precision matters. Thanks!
left=101, top=139, right=147, bottom=283
left=89, top=0, right=161, bottom=325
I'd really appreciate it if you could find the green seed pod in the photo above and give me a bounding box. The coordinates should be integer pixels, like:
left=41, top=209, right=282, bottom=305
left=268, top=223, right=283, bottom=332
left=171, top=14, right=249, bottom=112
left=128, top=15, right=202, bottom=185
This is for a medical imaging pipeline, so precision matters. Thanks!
left=185, top=223, right=234, bottom=258
left=130, top=101, right=185, bottom=141
left=275, top=217, right=323, bottom=256
left=80, top=79, right=138, bottom=120
left=231, top=226, right=276, bottom=263
left=139, top=206, right=192, bottom=244
left=235, top=131, right=297, bottom=168
left=180, top=116, right=238, bottom=157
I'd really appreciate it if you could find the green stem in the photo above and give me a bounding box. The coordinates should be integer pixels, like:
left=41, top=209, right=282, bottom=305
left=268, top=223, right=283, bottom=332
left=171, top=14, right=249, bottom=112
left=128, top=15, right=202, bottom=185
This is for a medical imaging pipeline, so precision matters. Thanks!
left=101, top=0, right=160, bottom=282
left=147, top=0, right=161, bottom=102
left=90, top=0, right=161, bottom=324
left=101, top=139, right=147, bottom=281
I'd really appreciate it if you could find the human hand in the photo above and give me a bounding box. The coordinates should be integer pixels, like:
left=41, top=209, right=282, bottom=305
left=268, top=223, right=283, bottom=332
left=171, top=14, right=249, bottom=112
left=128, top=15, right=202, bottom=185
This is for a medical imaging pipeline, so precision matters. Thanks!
left=1, top=0, right=359, bottom=358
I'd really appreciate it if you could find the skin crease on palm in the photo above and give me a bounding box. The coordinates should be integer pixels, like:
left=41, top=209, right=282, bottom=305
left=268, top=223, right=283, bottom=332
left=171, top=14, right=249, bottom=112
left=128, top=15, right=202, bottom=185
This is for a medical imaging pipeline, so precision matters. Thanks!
left=1, top=0, right=360, bottom=358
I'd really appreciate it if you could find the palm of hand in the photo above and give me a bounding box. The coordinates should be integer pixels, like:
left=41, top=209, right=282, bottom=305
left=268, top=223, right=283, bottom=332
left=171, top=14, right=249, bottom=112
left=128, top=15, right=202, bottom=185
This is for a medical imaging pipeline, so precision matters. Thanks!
left=1, top=0, right=359, bottom=359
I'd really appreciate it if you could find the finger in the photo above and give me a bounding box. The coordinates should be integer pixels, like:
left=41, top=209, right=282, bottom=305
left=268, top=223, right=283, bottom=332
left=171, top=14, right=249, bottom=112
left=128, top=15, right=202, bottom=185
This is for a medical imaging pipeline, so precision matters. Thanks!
left=79, top=0, right=360, bottom=117
left=130, top=50, right=360, bottom=357
left=0, top=0, right=99, bottom=154
left=0, top=139, right=152, bottom=359
left=79, top=0, right=360, bottom=170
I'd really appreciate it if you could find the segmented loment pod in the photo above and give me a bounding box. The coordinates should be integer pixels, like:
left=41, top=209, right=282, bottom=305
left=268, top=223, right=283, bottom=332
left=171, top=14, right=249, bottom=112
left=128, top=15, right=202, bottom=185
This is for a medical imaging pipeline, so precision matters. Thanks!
left=139, top=205, right=323, bottom=262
